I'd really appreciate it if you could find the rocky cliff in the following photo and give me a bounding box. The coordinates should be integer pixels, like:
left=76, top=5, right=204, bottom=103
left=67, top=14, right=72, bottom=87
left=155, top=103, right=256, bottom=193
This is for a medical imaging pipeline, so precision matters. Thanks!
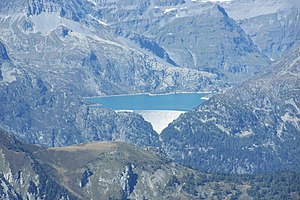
left=0, top=41, right=160, bottom=147
left=221, top=0, right=300, bottom=60
left=0, top=0, right=224, bottom=96
left=91, top=0, right=270, bottom=81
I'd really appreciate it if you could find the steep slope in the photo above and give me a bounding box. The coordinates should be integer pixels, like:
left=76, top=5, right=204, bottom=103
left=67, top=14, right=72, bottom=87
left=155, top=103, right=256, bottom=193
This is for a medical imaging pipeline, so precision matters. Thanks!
left=91, top=0, right=270, bottom=82
left=0, top=0, right=222, bottom=95
left=1, top=129, right=299, bottom=199
left=0, top=129, right=241, bottom=200
left=0, top=130, right=78, bottom=199
left=221, top=0, right=300, bottom=60
left=0, top=41, right=160, bottom=147
left=0, top=0, right=231, bottom=148
left=161, top=45, right=300, bottom=174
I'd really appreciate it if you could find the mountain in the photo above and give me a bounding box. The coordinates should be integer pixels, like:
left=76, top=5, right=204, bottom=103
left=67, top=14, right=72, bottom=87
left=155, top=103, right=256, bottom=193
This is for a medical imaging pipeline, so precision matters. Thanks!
left=161, top=45, right=300, bottom=174
left=0, top=129, right=241, bottom=199
left=1, top=129, right=299, bottom=200
left=0, top=0, right=267, bottom=148
left=1, top=0, right=299, bottom=177
left=0, top=0, right=224, bottom=96
left=0, top=40, right=160, bottom=147
left=1, top=0, right=177, bottom=148
left=221, top=0, right=300, bottom=60
left=91, top=0, right=270, bottom=81
left=0, top=129, right=77, bottom=199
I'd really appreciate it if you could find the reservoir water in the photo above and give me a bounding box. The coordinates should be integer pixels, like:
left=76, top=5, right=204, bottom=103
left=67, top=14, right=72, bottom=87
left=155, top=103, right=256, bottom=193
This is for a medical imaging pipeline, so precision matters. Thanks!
left=86, top=93, right=208, bottom=111
left=86, top=93, right=209, bottom=133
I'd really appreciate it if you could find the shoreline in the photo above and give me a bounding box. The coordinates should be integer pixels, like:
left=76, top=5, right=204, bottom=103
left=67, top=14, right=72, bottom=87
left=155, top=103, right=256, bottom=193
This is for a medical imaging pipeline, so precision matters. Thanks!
left=82, top=91, right=214, bottom=99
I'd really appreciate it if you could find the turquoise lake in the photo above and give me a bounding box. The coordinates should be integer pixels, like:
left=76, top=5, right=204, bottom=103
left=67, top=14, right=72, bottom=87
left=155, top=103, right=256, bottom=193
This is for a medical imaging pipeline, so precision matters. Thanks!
left=86, top=93, right=208, bottom=111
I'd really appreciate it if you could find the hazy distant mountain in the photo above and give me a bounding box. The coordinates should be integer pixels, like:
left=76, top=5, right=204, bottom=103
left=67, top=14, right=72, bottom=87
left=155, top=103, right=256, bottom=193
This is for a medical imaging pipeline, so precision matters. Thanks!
left=221, top=0, right=300, bottom=60
left=161, top=45, right=300, bottom=174
left=0, top=0, right=225, bottom=96
left=1, top=129, right=298, bottom=200
left=91, top=0, right=270, bottom=81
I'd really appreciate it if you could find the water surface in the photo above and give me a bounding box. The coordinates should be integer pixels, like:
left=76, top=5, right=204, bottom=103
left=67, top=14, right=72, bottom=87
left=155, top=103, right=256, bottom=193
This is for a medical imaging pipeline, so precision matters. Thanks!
left=86, top=93, right=207, bottom=111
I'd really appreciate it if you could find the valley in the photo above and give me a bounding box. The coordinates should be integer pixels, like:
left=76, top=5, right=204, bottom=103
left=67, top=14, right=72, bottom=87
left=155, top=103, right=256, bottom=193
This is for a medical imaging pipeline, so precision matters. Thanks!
left=0, top=0, right=299, bottom=199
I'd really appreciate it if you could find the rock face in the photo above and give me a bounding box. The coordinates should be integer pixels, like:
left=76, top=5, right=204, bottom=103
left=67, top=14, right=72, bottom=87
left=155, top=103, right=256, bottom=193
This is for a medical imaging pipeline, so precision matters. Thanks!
left=0, top=41, right=160, bottom=148
left=76, top=108, right=160, bottom=147
left=221, top=0, right=300, bottom=60
left=0, top=0, right=224, bottom=96
left=161, top=46, right=300, bottom=174
left=0, top=0, right=299, bottom=176
left=2, top=129, right=298, bottom=200
left=0, top=0, right=265, bottom=148
left=0, top=130, right=77, bottom=200
left=92, top=0, right=270, bottom=80
left=0, top=129, right=247, bottom=200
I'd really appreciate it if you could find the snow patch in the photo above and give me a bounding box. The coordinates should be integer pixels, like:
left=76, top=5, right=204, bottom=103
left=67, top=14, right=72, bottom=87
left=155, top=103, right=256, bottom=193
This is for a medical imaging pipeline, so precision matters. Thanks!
left=87, top=0, right=97, bottom=6
left=30, top=13, right=61, bottom=34
left=262, top=140, right=276, bottom=151
left=1, top=64, right=21, bottom=84
left=88, top=14, right=108, bottom=26
left=29, top=12, right=106, bottom=36
left=285, top=98, right=300, bottom=114
left=238, top=129, right=254, bottom=137
left=281, top=113, right=300, bottom=123
left=164, top=8, right=177, bottom=14
left=276, top=123, right=284, bottom=139
left=215, top=124, right=230, bottom=135
left=200, top=116, right=217, bottom=123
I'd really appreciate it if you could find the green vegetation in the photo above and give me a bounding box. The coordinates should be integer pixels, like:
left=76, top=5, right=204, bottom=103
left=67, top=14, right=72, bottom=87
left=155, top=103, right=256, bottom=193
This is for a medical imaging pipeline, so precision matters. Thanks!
left=174, top=172, right=300, bottom=200
left=1, top=130, right=299, bottom=199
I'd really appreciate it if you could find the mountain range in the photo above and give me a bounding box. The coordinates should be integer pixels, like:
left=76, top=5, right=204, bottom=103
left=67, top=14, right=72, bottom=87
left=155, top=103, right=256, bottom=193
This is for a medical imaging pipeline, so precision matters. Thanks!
left=1, top=0, right=250, bottom=148
left=1, top=0, right=300, bottom=198
left=0, top=39, right=162, bottom=147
